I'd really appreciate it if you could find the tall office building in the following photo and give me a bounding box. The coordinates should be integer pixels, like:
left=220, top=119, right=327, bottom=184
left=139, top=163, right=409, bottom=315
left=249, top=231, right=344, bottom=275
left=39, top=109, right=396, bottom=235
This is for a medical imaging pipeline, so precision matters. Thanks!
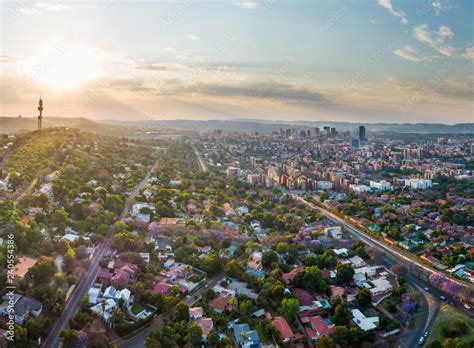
left=359, top=125, right=366, bottom=142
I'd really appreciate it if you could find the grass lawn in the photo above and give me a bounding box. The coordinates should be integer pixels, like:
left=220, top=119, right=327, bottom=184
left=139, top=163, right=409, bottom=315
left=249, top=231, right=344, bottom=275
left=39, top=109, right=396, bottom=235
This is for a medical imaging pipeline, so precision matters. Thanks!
left=130, top=303, right=145, bottom=315
left=427, top=304, right=474, bottom=345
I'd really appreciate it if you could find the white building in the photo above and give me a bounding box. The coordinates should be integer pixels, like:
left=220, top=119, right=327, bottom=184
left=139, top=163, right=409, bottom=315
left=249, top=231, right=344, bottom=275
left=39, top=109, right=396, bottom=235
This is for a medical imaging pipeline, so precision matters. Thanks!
left=349, top=184, right=370, bottom=193
left=369, top=180, right=391, bottom=191
left=324, top=226, right=343, bottom=239
left=369, top=277, right=393, bottom=297
left=352, top=309, right=379, bottom=331
left=317, top=181, right=333, bottom=190
left=404, top=178, right=432, bottom=190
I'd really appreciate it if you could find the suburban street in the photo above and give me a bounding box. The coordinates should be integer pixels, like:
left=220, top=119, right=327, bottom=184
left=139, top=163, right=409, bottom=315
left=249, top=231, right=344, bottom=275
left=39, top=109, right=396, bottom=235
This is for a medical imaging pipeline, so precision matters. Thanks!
left=193, top=145, right=207, bottom=172
left=117, top=271, right=227, bottom=348
left=293, top=195, right=473, bottom=346
left=42, top=160, right=159, bottom=347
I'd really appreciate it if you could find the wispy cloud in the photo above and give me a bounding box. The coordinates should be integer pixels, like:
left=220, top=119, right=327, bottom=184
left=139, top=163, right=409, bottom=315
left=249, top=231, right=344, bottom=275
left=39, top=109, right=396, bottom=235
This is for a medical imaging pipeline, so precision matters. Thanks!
left=377, top=0, right=408, bottom=24
left=185, top=35, right=200, bottom=40
left=462, top=47, right=474, bottom=60
left=36, top=2, right=71, bottom=11
left=413, top=24, right=456, bottom=56
left=393, top=46, right=437, bottom=62
left=234, top=2, right=259, bottom=9
left=0, top=54, right=19, bottom=63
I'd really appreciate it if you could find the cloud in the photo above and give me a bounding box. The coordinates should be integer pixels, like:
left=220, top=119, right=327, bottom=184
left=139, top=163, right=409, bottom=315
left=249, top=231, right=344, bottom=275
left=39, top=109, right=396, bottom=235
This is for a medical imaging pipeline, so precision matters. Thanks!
left=182, top=82, right=329, bottom=103
left=385, top=75, right=472, bottom=101
left=185, top=35, right=200, bottom=40
left=377, top=0, right=408, bottom=24
left=136, top=61, right=193, bottom=71
left=431, top=1, right=452, bottom=15
left=234, top=2, right=259, bottom=9
left=0, top=54, right=19, bottom=63
left=432, top=1, right=442, bottom=15
left=413, top=24, right=456, bottom=56
left=393, top=46, right=437, bottom=62
left=18, top=1, right=71, bottom=16
left=36, top=2, right=71, bottom=11
left=20, top=8, right=39, bottom=16
left=462, top=47, right=474, bottom=60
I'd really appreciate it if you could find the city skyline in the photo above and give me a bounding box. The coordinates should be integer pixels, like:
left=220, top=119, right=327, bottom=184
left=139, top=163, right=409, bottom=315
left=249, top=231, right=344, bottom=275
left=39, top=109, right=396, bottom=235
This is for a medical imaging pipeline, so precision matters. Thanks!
left=1, top=0, right=473, bottom=123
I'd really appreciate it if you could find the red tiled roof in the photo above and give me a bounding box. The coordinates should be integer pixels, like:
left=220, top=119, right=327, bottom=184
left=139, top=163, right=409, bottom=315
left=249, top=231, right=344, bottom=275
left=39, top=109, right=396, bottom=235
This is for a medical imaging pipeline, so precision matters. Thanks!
left=292, top=288, right=314, bottom=306
left=195, top=317, right=213, bottom=336
left=97, top=267, right=113, bottom=279
left=272, top=316, right=294, bottom=340
left=152, top=282, right=172, bottom=295
left=282, top=267, right=304, bottom=285
left=331, top=286, right=346, bottom=298
left=209, top=293, right=233, bottom=311
left=309, top=316, right=334, bottom=337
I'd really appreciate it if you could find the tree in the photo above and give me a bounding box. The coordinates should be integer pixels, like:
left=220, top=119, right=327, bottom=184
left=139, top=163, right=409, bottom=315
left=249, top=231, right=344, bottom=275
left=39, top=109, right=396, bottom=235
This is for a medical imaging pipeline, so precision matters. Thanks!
left=206, top=329, right=220, bottom=347
left=239, top=300, right=254, bottom=316
left=335, top=264, right=354, bottom=285
left=262, top=250, right=279, bottom=268
left=279, top=298, right=300, bottom=322
left=60, top=329, right=77, bottom=347
left=175, top=302, right=189, bottom=322
left=185, top=321, right=203, bottom=346
left=332, top=302, right=351, bottom=326
left=293, top=266, right=329, bottom=294
left=145, top=330, right=161, bottom=348
left=356, top=288, right=372, bottom=308
left=28, top=256, right=55, bottom=285
left=316, top=336, right=335, bottom=348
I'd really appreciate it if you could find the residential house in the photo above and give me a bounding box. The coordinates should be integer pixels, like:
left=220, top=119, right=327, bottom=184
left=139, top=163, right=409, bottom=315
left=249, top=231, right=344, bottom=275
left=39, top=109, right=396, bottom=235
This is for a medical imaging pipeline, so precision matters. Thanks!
left=300, top=315, right=335, bottom=341
left=0, top=294, right=42, bottom=324
left=232, top=323, right=261, bottom=348
left=282, top=267, right=304, bottom=286
left=352, top=309, right=379, bottom=331
left=272, top=316, right=301, bottom=343
left=209, top=291, right=235, bottom=313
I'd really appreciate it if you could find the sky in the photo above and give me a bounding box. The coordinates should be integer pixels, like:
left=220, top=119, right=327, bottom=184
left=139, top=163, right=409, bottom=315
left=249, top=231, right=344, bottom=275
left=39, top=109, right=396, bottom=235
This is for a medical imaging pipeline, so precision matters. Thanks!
left=0, top=0, right=473, bottom=123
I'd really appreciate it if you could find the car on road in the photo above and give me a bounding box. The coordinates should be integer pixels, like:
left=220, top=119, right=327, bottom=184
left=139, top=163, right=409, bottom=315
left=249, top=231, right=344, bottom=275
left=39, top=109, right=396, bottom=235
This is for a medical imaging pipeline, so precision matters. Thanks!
left=440, top=295, right=446, bottom=300
left=424, top=287, right=429, bottom=291
left=464, top=304, right=471, bottom=310
left=419, top=336, right=425, bottom=345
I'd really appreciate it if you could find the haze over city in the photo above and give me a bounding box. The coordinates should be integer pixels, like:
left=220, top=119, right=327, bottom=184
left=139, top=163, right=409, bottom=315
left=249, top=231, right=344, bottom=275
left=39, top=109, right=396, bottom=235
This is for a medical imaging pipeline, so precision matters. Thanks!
left=1, top=0, right=473, bottom=123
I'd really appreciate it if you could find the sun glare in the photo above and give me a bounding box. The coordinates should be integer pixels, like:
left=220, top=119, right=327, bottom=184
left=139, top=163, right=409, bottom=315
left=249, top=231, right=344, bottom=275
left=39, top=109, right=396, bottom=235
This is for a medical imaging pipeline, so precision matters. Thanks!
left=24, top=46, right=104, bottom=90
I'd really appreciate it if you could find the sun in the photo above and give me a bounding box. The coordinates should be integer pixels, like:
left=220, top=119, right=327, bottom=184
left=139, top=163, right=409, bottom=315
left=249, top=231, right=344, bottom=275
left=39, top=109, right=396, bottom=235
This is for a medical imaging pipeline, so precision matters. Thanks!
left=24, top=46, right=104, bottom=90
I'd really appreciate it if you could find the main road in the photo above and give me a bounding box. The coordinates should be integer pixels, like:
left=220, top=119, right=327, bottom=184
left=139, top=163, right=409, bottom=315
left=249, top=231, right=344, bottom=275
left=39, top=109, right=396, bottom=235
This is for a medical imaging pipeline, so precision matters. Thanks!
left=192, top=146, right=207, bottom=172
left=43, top=160, right=159, bottom=347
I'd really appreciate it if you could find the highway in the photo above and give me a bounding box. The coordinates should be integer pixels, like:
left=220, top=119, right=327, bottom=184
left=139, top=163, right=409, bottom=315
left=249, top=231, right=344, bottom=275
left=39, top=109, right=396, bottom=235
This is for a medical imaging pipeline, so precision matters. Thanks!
left=42, top=160, right=159, bottom=347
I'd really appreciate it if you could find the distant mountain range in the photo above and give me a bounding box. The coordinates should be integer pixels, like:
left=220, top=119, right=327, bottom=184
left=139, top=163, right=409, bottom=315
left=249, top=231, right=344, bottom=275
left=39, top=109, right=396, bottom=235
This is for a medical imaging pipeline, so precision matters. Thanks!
left=0, top=116, right=130, bottom=135
left=1, top=116, right=473, bottom=134
left=106, top=118, right=474, bottom=134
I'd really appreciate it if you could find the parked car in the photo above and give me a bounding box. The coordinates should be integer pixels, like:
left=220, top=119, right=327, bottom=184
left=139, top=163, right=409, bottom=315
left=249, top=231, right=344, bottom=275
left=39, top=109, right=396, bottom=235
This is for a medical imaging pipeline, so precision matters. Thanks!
left=419, top=336, right=425, bottom=345
left=424, top=287, right=429, bottom=291
left=440, top=295, right=446, bottom=300
left=464, top=304, right=471, bottom=310
left=424, top=331, right=429, bottom=338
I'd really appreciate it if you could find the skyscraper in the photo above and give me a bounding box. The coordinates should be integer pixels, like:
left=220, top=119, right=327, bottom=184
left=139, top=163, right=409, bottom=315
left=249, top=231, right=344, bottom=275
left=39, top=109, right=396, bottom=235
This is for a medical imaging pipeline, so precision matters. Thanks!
left=359, top=125, right=366, bottom=142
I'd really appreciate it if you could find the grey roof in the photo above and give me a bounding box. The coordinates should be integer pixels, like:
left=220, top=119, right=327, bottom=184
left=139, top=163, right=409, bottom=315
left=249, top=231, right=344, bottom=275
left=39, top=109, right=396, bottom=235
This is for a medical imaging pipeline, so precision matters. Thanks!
left=15, top=296, right=42, bottom=317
